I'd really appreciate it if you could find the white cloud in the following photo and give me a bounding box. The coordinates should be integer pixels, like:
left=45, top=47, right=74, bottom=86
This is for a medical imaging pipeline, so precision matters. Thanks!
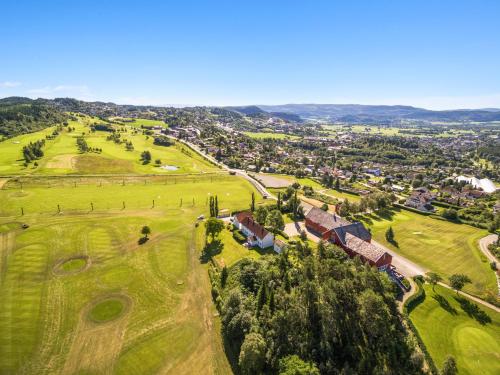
left=0, top=81, right=22, bottom=88
left=25, top=84, right=94, bottom=101
left=27, top=85, right=90, bottom=95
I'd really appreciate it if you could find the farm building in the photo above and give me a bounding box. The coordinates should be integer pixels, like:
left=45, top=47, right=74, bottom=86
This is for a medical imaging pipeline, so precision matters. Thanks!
left=233, top=212, right=274, bottom=249
left=305, top=207, right=392, bottom=270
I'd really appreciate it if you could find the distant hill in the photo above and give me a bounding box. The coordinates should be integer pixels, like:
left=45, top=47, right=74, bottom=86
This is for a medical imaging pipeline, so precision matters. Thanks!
left=224, top=105, right=303, bottom=123
left=0, top=97, right=68, bottom=138
left=258, top=104, right=500, bottom=123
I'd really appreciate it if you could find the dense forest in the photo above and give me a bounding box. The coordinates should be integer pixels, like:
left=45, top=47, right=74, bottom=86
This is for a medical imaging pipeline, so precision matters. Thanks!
left=211, top=241, right=424, bottom=374
left=0, top=97, right=67, bottom=138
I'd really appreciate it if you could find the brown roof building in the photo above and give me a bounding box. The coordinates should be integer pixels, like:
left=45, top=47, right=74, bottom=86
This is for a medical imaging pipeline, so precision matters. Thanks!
left=305, top=207, right=391, bottom=270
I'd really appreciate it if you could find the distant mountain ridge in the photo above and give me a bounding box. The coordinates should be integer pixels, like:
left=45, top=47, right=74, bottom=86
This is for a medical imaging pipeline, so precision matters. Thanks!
left=258, top=103, right=500, bottom=123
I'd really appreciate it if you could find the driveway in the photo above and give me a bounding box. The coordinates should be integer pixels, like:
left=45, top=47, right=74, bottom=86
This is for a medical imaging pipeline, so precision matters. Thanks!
left=371, top=240, right=427, bottom=278
left=283, top=221, right=322, bottom=243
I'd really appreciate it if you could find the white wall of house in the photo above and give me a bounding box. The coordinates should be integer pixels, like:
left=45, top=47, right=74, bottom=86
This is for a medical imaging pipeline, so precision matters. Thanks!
left=258, top=233, right=274, bottom=249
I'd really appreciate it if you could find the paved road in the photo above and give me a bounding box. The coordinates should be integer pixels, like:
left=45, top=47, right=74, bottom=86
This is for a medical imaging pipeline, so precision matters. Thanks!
left=479, top=234, right=498, bottom=264
left=171, top=136, right=275, bottom=199
left=478, top=234, right=500, bottom=296
left=371, top=239, right=427, bottom=277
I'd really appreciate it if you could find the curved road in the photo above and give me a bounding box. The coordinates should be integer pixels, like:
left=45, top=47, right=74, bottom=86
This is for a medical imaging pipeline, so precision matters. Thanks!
left=171, top=137, right=275, bottom=199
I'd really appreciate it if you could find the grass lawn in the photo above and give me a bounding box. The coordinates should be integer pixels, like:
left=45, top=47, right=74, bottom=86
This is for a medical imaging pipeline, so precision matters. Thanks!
left=0, top=115, right=218, bottom=175
left=323, top=188, right=361, bottom=202
left=359, top=208, right=496, bottom=298
left=210, top=227, right=266, bottom=267
left=409, top=284, right=500, bottom=375
left=0, top=175, right=264, bottom=374
left=243, top=132, right=299, bottom=140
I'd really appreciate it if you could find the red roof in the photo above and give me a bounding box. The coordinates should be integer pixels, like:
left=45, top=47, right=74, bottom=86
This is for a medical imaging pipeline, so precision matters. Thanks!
left=240, top=216, right=270, bottom=240
left=234, top=211, right=252, bottom=223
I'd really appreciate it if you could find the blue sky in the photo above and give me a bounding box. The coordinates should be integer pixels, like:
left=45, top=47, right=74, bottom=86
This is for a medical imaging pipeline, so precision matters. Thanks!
left=1, top=0, right=499, bottom=109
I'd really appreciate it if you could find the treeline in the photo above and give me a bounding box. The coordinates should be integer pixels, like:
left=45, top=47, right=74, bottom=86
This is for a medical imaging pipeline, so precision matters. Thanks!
left=0, top=97, right=67, bottom=138
left=211, top=242, right=424, bottom=374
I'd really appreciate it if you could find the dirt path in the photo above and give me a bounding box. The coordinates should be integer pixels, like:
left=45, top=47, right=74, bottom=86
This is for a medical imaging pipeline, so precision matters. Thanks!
left=0, top=178, right=9, bottom=189
left=159, top=226, right=232, bottom=375
left=436, top=281, right=500, bottom=313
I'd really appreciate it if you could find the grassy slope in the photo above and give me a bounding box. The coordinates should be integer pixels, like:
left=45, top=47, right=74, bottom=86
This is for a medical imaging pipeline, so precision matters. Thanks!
left=409, top=284, right=500, bottom=375
left=360, top=209, right=495, bottom=297
left=0, top=176, right=263, bottom=374
left=0, top=116, right=218, bottom=175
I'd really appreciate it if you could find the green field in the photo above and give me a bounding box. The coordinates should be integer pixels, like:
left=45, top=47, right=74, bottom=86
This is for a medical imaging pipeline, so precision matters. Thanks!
left=361, top=208, right=495, bottom=298
left=0, top=175, right=264, bottom=374
left=410, top=284, right=500, bottom=375
left=321, top=124, right=476, bottom=138
left=322, top=188, right=362, bottom=202
left=0, top=116, right=217, bottom=175
left=243, top=131, right=299, bottom=140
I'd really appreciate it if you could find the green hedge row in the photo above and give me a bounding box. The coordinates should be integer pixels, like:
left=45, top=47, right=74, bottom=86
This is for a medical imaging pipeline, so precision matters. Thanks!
left=432, top=200, right=461, bottom=210
left=403, top=279, right=439, bottom=375
left=393, top=203, right=433, bottom=216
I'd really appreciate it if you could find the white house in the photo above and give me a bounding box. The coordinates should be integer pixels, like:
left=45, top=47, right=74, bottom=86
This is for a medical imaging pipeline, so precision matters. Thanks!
left=233, top=212, right=274, bottom=249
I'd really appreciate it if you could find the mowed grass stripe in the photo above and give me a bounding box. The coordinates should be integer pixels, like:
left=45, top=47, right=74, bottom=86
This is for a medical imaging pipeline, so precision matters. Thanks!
left=0, top=244, right=49, bottom=372
left=362, top=209, right=495, bottom=297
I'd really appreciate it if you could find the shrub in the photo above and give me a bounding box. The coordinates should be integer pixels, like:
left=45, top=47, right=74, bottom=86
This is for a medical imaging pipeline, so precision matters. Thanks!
left=233, top=230, right=246, bottom=243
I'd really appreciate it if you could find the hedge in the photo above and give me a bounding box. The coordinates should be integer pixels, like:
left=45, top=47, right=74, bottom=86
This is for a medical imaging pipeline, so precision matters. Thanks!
left=233, top=230, right=246, bottom=243
left=403, top=279, right=439, bottom=375
left=432, top=200, right=461, bottom=210
left=393, top=203, right=433, bottom=216
left=404, top=279, right=426, bottom=314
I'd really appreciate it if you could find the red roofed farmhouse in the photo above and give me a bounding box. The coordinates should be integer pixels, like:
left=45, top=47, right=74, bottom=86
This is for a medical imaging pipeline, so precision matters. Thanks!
left=305, top=207, right=392, bottom=270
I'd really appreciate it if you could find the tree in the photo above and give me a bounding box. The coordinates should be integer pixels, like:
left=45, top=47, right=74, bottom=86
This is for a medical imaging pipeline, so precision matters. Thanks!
left=220, top=266, right=228, bottom=287
left=441, top=355, right=458, bottom=375
left=250, top=192, right=255, bottom=212
left=255, top=206, right=268, bottom=225
left=141, top=225, right=151, bottom=238
left=425, top=272, right=442, bottom=292
left=238, top=332, right=266, bottom=375
left=385, top=226, right=395, bottom=243
left=266, top=209, right=284, bottom=233
left=205, top=218, right=224, bottom=242
left=442, top=208, right=458, bottom=221
left=278, top=355, right=320, bottom=375
left=320, top=203, right=328, bottom=211
left=141, top=150, right=152, bottom=164
left=256, top=280, right=267, bottom=316
left=335, top=178, right=340, bottom=190
left=277, top=192, right=282, bottom=211
left=449, top=274, right=471, bottom=295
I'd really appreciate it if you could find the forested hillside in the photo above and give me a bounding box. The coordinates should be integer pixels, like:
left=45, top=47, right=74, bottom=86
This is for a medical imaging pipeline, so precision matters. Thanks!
left=212, top=242, right=425, bottom=374
left=0, top=97, right=68, bottom=138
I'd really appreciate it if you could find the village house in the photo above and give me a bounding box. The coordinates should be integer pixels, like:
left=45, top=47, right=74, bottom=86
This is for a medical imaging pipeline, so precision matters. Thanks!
left=233, top=212, right=274, bottom=249
left=405, top=187, right=436, bottom=212
left=305, top=207, right=392, bottom=270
